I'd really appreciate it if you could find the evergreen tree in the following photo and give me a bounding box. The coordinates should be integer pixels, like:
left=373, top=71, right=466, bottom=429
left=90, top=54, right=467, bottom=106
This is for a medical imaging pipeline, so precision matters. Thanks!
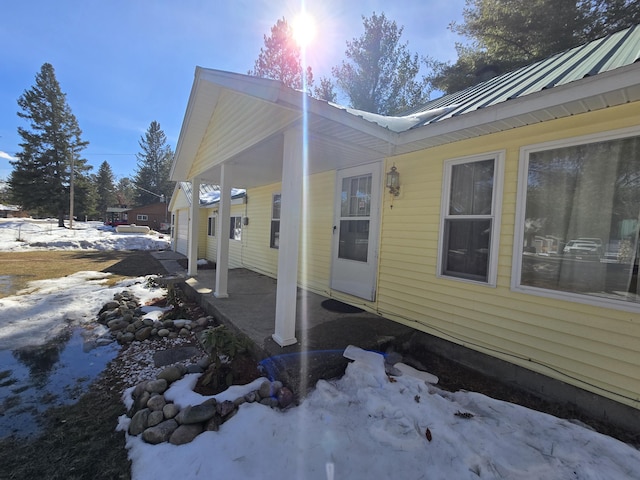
left=249, top=17, right=314, bottom=91
left=313, top=77, right=337, bottom=103
left=115, top=177, right=135, bottom=207
left=9, top=63, right=90, bottom=226
left=332, top=12, right=430, bottom=115
left=95, top=161, right=116, bottom=220
left=133, top=121, right=174, bottom=206
left=430, top=0, right=640, bottom=94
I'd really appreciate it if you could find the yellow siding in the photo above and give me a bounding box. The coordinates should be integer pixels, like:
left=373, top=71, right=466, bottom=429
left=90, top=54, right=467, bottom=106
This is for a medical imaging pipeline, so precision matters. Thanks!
left=238, top=170, right=335, bottom=292
left=241, top=185, right=279, bottom=277
left=377, top=102, right=640, bottom=409
left=201, top=204, right=245, bottom=269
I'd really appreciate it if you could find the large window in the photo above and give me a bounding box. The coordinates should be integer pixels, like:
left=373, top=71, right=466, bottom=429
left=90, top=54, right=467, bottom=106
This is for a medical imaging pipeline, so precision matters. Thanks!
left=339, top=174, right=372, bottom=263
left=440, top=153, right=503, bottom=284
left=270, top=193, right=280, bottom=249
left=229, top=216, right=242, bottom=241
left=515, top=131, right=640, bottom=308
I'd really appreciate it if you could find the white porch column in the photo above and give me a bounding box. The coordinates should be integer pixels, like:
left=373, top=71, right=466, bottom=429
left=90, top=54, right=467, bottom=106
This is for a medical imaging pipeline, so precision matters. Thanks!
left=272, top=128, right=303, bottom=347
left=215, top=164, right=232, bottom=298
left=187, top=177, right=200, bottom=277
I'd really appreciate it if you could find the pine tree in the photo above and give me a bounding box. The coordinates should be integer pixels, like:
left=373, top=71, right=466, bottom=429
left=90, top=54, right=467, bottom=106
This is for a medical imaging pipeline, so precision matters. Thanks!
left=429, top=0, right=640, bottom=94
left=332, top=12, right=430, bottom=115
left=9, top=63, right=90, bottom=226
left=133, top=121, right=174, bottom=206
left=95, top=161, right=116, bottom=221
left=249, top=17, right=314, bottom=91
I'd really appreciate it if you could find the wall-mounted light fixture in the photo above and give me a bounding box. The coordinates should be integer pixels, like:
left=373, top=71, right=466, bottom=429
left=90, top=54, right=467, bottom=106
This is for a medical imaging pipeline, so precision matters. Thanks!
left=386, top=165, right=400, bottom=196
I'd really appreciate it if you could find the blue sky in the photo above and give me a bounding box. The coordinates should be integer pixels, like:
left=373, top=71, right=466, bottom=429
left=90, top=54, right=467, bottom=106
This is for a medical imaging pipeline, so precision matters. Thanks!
left=0, top=0, right=465, bottom=181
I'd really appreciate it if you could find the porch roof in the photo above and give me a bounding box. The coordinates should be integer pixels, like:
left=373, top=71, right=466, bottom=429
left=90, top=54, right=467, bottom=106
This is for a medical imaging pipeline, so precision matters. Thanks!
left=171, top=25, right=640, bottom=187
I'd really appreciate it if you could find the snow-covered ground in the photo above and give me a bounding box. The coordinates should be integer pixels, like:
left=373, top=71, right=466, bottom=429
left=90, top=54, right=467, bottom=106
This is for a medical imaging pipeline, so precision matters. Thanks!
left=1, top=218, right=639, bottom=479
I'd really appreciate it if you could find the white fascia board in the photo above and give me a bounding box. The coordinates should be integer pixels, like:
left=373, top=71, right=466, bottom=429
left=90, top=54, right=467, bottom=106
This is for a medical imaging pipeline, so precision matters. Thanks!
left=397, top=62, right=640, bottom=148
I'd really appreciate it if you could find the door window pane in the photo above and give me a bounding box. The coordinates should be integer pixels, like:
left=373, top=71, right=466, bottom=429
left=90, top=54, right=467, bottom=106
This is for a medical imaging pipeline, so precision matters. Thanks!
left=341, top=175, right=372, bottom=217
left=339, top=219, right=369, bottom=262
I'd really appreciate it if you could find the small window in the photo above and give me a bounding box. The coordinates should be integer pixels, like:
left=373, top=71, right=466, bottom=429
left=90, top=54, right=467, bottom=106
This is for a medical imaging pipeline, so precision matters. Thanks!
left=136, top=214, right=148, bottom=221
left=207, top=216, right=216, bottom=237
left=270, top=193, right=281, bottom=248
left=230, top=216, right=242, bottom=241
left=439, top=153, right=503, bottom=285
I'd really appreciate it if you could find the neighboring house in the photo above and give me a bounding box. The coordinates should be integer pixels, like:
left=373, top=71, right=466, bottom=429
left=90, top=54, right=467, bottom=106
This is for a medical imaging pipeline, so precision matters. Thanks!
left=125, top=202, right=170, bottom=232
left=0, top=204, right=25, bottom=218
left=169, top=26, right=640, bottom=429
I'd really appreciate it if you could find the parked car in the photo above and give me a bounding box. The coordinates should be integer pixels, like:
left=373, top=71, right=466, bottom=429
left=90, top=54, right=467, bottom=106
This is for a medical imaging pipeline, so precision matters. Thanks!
left=563, top=239, right=603, bottom=260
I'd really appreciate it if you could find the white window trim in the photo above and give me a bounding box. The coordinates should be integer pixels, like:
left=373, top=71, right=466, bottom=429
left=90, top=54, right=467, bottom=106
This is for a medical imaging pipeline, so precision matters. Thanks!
left=437, top=150, right=505, bottom=287
left=136, top=214, right=148, bottom=221
left=207, top=214, right=216, bottom=237
left=270, top=192, right=281, bottom=249
left=511, top=125, right=640, bottom=313
left=230, top=215, right=242, bottom=241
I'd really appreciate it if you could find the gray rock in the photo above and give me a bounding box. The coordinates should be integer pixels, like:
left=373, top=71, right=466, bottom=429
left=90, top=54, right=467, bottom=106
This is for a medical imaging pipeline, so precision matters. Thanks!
left=134, top=391, right=150, bottom=411
left=157, top=328, right=170, bottom=337
left=173, top=319, right=190, bottom=328
left=216, top=400, right=236, bottom=418
left=176, top=403, right=216, bottom=424
left=178, top=328, right=190, bottom=337
left=244, top=391, right=257, bottom=403
left=99, top=301, right=120, bottom=313
left=135, top=326, right=153, bottom=341
left=147, top=410, right=165, bottom=427
left=157, top=365, right=184, bottom=383
left=133, top=319, right=144, bottom=330
left=125, top=323, right=136, bottom=333
left=197, top=357, right=212, bottom=369
left=147, top=394, right=166, bottom=411
left=107, top=318, right=129, bottom=331
left=152, top=346, right=200, bottom=367
left=132, top=381, right=149, bottom=399
left=195, top=317, right=210, bottom=327
left=259, top=380, right=281, bottom=398
left=260, top=397, right=280, bottom=408
left=121, top=332, right=135, bottom=343
left=162, top=319, right=175, bottom=329
left=233, top=396, right=246, bottom=407
left=142, top=419, right=178, bottom=444
left=169, top=423, right=203, bottom=445
left=145, top=379, right=168, bottom=394
left=204, top=415, right=222, bottom=432
left=162, top=403, right=179, bottom=419
left=143, top=318, right=154, bottom=327
left=129, top=408, right=150, bottom=436
left=186, top=364, right=203, bottom=374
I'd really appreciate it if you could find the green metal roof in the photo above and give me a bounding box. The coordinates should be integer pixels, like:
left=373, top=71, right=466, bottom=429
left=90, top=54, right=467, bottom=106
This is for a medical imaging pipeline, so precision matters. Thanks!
left=406, top=24, right=640, bottom=126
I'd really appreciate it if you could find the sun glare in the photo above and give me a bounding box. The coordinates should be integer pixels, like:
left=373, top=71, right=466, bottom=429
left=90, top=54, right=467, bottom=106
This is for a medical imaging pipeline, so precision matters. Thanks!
left=292, top=12, right=316, bottom=48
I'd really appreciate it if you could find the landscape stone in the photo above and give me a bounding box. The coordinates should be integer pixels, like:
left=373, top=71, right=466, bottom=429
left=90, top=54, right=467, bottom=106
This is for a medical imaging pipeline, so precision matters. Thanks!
left=121, top=332, right=135, bottom=343
left=129, top=408, right=150, bottom=436
left=157, top=365, right=184, bottom=383
left=145, top=379, right=168, bottom=394
left=277, top=387, right=294, bottom=408
left=142, top=419, right=178, bottom=444
left=152, top=346, right=200, bottom=367
left=162, top=403, right=179, bottom=419
left=134, top=391, right=150, bottom=411
left=135, top=326, right=153, bottom=341
left=147, top=394, right=166, bottom=411
left=186, top=364, right=203, bottom=374
left=205, top=415, right=222, bottom=432
left=176, top=403, right=216, bottom=424
left=157, top=328, right=170, bottom=337
left=147, top=410, right=164, bottom=427
left=107, top=318, right=129, bottom=331
left=169, top=424, right=203, bottom=445
left=216, top=400, right=236, bottom=418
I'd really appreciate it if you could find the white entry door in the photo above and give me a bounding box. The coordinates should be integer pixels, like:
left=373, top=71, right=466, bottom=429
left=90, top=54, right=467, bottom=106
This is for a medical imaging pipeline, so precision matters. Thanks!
left=175, top=210, right=189, bottom=255
left=330, top=163, right=382, bottom=301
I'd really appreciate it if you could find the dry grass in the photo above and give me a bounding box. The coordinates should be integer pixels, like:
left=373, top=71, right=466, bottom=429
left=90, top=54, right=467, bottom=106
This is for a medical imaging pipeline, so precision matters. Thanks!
left=0, top=250, right=169, bottom=479
left=0, top=250, right=166, bottom=297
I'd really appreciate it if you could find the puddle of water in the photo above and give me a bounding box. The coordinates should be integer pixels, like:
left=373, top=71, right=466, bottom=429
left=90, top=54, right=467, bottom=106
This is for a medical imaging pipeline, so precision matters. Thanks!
left=0, top=326, right=119, bottom=438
